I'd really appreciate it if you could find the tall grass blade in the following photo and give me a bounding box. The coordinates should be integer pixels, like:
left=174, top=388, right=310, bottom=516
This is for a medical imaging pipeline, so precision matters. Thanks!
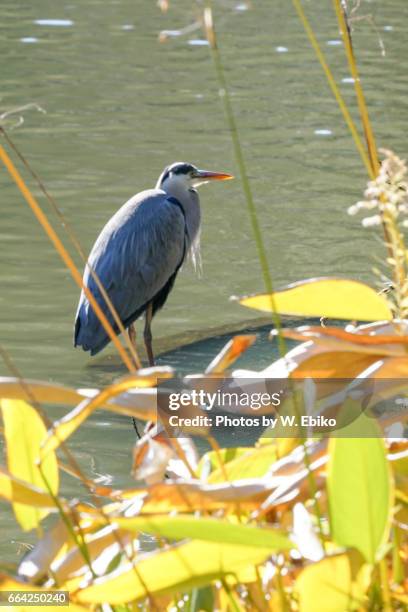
left=332, top=0, right=379, bottom=174
left=331, top=2, right=402, bottom=291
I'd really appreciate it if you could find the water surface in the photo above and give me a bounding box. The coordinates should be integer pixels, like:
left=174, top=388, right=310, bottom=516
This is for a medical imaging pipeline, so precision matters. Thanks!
left=1, top=0, right=407, bottom=560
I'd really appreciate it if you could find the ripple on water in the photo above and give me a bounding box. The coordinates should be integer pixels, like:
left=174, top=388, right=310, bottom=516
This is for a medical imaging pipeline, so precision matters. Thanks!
left=34, top=19, right=74, bottom=27
left=188, top=39, right=209, bottom=46
left=314, top=129, right=333, bottom=136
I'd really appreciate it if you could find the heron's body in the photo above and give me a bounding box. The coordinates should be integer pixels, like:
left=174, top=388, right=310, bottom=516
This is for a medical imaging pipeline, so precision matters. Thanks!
left=74, top=162, right=232, bottom=362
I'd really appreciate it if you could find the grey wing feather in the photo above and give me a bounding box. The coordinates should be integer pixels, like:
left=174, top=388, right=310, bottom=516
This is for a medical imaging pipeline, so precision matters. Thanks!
left=74, top=189, right=186, bottom=354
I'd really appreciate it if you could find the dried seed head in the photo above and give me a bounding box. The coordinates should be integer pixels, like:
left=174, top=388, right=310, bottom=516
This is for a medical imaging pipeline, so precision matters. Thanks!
left=362, top=215, right=382, bottom=227
left=348, top=149, right=408, bottom=229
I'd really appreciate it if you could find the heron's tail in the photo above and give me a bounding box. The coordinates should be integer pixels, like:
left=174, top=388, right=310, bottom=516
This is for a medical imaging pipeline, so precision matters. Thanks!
left=73, top=301, right=111, bottom=355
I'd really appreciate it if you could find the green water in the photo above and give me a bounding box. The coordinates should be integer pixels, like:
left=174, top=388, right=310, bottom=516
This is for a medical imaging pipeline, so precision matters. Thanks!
left=0, top=0, right=407, bottom=560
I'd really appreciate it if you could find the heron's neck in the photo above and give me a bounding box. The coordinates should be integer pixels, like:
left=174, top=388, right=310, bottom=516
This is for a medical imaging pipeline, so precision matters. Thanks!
left=159, top=177, right=201, bottom=265
left=158, top=174, right=190, bottom=202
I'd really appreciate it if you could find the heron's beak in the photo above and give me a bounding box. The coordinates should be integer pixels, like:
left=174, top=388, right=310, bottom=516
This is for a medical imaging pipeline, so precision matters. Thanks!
left=195, top=170, right=234, bottom=181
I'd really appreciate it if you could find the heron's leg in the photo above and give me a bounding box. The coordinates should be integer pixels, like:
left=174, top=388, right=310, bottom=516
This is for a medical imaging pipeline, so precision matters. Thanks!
left=128, top=323, right=137, bottom=350
left=128, top=323, right=140, bottom=370
left=127, top=323, right=142, bottom=437
left=144, top=302, right=155, bottom=366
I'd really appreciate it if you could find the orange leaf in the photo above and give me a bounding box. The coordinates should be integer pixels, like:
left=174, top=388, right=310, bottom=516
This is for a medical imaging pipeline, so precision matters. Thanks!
left=280, top=325, right=408, bottom=346
left=205, top=335, right=257, bottom=374
left=291, top=351, right=380, bottom=379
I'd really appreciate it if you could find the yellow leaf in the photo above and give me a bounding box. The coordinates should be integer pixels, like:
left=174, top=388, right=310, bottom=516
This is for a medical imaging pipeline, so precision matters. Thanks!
left=237, top=278, right=392, bottom=321
left=197, top=447, right=251, bottom=479
left=0, top=376, right=156, bottom=414
left=40, top=368, right=173, bottom=457
left=73, top=541, right=277, bottom=605
left=0, top=399, right=59, bottom=531
left=295, top=550, right=370, bottom=611
left=392, top=593, right=408, bottom=605
left=0, top=467, right=58, bottom=509
left=0, top=377, right=86, bottom=406
left=206, top=445, right=277, bottom=483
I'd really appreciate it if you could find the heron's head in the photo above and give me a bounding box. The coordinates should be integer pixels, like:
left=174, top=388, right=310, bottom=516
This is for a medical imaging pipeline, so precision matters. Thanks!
left=157, top=162, right=233, bottom=193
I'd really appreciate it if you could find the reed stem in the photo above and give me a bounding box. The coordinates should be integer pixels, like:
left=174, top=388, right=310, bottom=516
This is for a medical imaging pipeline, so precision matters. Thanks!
left=0, top=128, right=142, bottom=369
left=0, top=143, right=136, bottom=373
left=203, top=4, right=287, bottom=358
left=291, top=0, right=374, bottom=179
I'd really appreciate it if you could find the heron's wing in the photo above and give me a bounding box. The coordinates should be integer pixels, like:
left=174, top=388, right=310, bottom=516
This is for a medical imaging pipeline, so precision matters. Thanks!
left=74, top=190, right=186, bottom=353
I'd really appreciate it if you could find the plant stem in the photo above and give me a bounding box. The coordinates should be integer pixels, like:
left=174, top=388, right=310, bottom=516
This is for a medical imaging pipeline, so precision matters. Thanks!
left=332, top=0, right=379, bottom=174
left=379, top=558, right=392, bottom=612
left=331, top=1, right=405, bottom=296
left=291, top=0, right=373, bottom=178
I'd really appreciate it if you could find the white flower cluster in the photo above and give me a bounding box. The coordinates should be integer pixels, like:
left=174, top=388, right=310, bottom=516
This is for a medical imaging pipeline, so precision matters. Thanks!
left=348, top=149, right=408, bottom=228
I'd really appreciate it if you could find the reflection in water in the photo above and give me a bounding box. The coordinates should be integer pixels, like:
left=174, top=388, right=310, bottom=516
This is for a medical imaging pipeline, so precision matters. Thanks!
left=188, top=39, right=210, bottom=46
left=0, top=0, right=407, bottom=560
left=314, top=129, right=333, bottom=136
left=34, top=19, right=74, bottom=27
left=235, top=4, right=249, bottom=12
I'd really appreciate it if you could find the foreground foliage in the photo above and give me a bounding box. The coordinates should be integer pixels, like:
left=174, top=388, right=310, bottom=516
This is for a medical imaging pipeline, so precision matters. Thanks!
left=0, top=333, right=407, bottom=610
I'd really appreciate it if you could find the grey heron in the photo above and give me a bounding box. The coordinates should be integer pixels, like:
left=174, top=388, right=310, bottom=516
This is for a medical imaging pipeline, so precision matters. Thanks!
left=74, top=162, right=233, bottom=365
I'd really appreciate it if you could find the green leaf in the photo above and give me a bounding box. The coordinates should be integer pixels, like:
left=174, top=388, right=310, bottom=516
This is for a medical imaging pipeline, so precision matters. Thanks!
left=327, top=408, right=393, bottom=563
left=188, top=586, right=215, bottom=612
left=101, top=515, right=292, bottom=551
left=237, top=278, right=392, bottom=321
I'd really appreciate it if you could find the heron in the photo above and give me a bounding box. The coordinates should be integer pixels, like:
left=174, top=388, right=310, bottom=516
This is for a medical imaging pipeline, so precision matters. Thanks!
left=74, top=162, right=233, bottom=365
